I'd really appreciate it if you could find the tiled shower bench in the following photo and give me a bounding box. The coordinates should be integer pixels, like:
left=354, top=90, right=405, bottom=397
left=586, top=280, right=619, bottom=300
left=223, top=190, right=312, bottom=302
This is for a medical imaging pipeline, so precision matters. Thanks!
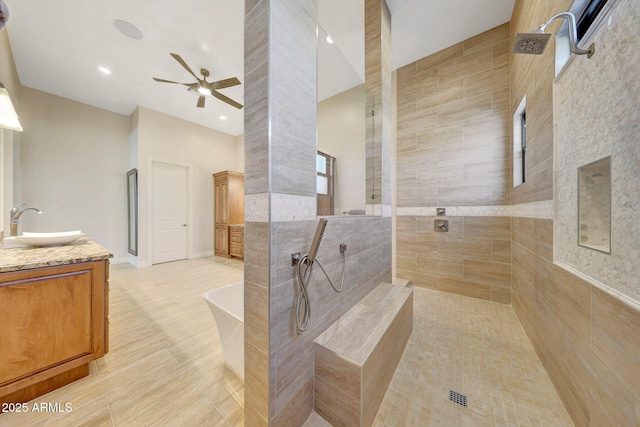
left=314, top=282, right=413, bottom=426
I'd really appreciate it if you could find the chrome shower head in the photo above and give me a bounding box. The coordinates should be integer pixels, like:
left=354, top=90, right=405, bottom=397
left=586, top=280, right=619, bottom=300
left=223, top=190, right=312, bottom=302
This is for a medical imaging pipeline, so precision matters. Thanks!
left=512, top=12, right=595, bottom=58
left=512, top=30, right=552, bottom=55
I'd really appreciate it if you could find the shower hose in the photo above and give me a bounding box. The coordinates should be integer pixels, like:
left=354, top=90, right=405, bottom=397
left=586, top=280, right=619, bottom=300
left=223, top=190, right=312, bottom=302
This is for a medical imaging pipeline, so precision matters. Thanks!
left=295, top=250, right=345, bottom=334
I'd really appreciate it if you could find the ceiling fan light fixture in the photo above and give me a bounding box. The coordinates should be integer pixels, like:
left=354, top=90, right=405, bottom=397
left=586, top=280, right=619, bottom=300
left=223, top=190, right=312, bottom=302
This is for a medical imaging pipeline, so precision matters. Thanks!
left=153, top=53, right=243, bottom=109
left=197, top=86, right=212, bottom=96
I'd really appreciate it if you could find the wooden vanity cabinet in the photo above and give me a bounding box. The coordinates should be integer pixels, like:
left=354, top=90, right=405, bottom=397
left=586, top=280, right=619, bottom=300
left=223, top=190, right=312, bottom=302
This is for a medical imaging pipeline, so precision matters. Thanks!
left=0, top=260, right=109, bottom=404
left=213, top=171, right=244, bottom=258
left=229, top=226, right=244, bottom=259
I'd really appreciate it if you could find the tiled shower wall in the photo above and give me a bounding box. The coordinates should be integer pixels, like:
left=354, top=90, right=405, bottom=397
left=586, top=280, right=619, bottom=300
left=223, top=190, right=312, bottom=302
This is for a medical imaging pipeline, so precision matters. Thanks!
left=510, top=0, right=640, bottom=425
left=395, top=24, right=513, bottom=302
left=510, top=0, right=570, bottom=204
left=512, top=216, right=640, bottom=426
left=555, top=0, right=640, bottom=301
left=243, top=0, right=392, bottom=425
left=396, top=215, right=512, bottom=303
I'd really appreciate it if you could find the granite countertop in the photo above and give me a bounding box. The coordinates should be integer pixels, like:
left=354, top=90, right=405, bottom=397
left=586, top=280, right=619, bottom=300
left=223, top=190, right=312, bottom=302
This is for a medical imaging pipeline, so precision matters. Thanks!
left=0, top=237, right=113, bottom=273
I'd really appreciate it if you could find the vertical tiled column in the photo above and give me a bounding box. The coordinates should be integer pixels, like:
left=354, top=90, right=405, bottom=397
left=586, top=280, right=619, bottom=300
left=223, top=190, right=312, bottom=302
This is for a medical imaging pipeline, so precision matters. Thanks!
left=365, top=0, right=392, bottom=216
left=244, top=1, right=271, bottom=424
left=244, top=0, right=317, bottom=425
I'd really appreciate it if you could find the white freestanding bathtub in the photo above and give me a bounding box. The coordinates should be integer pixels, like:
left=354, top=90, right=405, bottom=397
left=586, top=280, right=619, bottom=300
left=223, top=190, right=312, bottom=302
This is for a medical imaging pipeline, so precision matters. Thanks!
left=202, top=281, right=244, bottom=380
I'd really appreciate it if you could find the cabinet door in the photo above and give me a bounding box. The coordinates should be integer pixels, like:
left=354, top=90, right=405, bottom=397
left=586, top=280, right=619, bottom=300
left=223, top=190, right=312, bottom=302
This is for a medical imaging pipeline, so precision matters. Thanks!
left=229, top=227, right=244, bottom=259
left=215, top=225, right=229, bottom=257
left=0, top=269, right=93, bottom=384
left=215, top=182, right=229, bottom=225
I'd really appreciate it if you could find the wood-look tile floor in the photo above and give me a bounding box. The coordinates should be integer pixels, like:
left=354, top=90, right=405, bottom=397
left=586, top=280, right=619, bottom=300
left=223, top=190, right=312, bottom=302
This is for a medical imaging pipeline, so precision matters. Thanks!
left=0, top=256, right=245, bottom=427
left=1, top=258, right=573, bottom=427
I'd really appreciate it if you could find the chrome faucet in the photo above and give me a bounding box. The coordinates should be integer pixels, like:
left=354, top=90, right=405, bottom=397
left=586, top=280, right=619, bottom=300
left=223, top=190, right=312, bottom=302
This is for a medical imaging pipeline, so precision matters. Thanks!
left=9, top=204, right=43, bottom=236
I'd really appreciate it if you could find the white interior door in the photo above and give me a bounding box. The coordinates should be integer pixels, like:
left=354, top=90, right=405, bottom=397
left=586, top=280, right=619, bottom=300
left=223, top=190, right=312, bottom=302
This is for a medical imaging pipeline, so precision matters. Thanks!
left=152, top=162, right=188, bottom=264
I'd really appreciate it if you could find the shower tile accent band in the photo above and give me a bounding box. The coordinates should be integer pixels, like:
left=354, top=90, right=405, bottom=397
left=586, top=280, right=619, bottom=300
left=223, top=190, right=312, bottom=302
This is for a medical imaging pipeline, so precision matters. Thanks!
left=247, top=194, right=393, bottom=222
left=245, top=194, right=319, bottom=222
left=397, top=200, right=553, bottom=218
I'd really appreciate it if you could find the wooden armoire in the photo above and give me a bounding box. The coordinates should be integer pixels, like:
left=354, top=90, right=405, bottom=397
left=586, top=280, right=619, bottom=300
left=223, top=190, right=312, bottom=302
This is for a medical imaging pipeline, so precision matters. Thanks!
left=213, top=171, right=244, bottom=258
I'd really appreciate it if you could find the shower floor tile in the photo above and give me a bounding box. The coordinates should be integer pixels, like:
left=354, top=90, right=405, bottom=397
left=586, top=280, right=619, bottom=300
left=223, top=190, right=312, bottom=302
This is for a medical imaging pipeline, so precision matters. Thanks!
left=307, top=287, right=574, bottom=426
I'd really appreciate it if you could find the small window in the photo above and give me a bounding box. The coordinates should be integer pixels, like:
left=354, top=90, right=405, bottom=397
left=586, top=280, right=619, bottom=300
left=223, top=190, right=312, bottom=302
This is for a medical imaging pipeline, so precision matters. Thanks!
left=317, top=151, right=335, bottom=216
left=316, top=152, right=331, bottom=195
left=513, top=95, right=527, bottom=187
left=576, top=0, right=609, bottom=39
left=556, top=0, right=610, bottom=74
left=316, top=153, right=327, bottom=175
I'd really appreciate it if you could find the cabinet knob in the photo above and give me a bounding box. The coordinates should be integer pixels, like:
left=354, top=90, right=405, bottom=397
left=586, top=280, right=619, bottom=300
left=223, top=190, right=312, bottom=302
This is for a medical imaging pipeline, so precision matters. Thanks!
left=182, top=224, right=187, bottom=227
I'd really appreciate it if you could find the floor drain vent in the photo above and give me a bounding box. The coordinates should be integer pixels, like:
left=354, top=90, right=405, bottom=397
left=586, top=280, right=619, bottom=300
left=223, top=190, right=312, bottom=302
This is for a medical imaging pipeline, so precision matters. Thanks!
left=449, top=390, right=467, bottom=407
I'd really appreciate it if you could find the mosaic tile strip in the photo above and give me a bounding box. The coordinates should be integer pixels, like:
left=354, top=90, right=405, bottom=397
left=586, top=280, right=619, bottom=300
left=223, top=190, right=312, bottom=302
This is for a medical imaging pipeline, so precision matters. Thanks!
left=271, top=194, right=316, bottom=222
left=397, top=200, right=553, bottom=218
left=245, top=193, right=269, bottom=223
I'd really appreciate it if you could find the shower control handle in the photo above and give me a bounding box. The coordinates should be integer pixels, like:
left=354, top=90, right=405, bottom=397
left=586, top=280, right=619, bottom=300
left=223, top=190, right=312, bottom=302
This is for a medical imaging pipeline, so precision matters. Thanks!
left=434, top=219, right=449, bottom=232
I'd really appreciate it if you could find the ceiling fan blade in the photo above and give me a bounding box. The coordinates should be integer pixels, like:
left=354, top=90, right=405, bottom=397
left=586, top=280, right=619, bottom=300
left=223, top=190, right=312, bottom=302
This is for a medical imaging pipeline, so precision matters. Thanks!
left=153, top=77, right=186, bottom=84
left=212, top=90, right=243, bottom=109
left=197, top=95, right=206, bottom=108
left=211, top=77, right=241, bottom=90
left=170, top=53, right=200, bottom=81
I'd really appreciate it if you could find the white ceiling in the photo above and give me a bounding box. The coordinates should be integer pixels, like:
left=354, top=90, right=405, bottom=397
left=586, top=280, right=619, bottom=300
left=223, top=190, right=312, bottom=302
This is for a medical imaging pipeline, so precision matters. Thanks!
left=4, top=0, right=515, bottom=137
left=388, top=0, right=516, bottom=70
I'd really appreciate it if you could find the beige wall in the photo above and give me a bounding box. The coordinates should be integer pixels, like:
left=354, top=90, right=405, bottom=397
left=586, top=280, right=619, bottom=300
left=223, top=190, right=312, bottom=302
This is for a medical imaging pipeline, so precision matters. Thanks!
left=510, top=0, right=640, bottom=425
left=235, top=134, right=245, bottom=172
left=14, top=94, right=242, bottom=265
left=18, top=87, right=130, bottom=259
left=395, top=23, right=513, bottom=303
left=318, top=84, right=366, bottom=214
left=134, top=106, right=242, bottom=266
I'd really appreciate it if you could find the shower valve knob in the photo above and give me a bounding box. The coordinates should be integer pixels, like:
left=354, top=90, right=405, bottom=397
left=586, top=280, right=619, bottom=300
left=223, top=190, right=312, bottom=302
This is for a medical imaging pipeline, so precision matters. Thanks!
left=434, top=219, right=449, bottom=232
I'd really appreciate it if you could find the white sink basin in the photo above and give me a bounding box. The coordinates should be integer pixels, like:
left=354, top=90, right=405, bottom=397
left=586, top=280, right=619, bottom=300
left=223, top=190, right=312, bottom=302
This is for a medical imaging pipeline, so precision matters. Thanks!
left=6, top=231, right=85, bottom=247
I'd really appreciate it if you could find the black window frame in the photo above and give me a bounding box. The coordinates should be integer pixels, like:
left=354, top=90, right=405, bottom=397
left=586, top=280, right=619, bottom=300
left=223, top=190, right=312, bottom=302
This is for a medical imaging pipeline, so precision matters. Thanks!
left=576, top=0, right=610, bottom=40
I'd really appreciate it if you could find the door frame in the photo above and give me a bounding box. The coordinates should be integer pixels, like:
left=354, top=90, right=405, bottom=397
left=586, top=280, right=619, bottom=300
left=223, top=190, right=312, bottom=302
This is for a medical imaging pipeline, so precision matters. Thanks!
left=147, top=157, right=194, bottom=264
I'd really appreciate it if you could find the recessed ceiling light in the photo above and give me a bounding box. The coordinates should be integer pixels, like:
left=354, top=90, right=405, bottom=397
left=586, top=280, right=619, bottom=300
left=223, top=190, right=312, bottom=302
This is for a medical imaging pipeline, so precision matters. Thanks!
left=326, top=35, right=334, bottom=44
left=219, top=115, right=227, bottom=120
left=113, top=19, right=143, bottom=40
left=98, top=66, right=111, bottom=75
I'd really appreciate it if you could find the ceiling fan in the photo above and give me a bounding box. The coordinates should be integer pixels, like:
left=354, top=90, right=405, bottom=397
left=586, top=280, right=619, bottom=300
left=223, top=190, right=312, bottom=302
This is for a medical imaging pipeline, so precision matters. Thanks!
left=153, top=53, right=243, bottom=109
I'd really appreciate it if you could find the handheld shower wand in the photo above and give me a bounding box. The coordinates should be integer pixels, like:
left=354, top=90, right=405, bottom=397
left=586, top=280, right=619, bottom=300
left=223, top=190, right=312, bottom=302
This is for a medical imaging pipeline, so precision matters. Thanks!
left=295, top=219, right=345, bottom=334
left=307, top=218, right=327, bottom=263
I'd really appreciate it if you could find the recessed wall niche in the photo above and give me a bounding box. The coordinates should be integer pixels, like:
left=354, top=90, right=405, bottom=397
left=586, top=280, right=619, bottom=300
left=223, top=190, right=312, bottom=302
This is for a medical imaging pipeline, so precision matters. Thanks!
left=578, top=156, right=611, bottom=253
